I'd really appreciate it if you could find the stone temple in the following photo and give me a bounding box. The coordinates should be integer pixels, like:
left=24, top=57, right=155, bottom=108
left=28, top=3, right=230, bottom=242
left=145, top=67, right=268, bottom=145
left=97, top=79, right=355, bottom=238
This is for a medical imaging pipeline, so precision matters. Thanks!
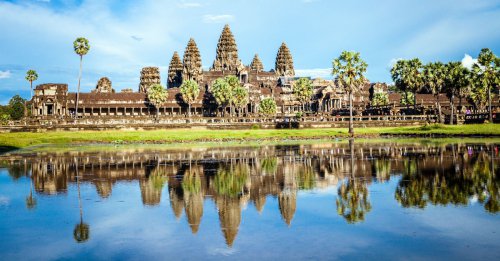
left=31, top=24, right=477, bottom=121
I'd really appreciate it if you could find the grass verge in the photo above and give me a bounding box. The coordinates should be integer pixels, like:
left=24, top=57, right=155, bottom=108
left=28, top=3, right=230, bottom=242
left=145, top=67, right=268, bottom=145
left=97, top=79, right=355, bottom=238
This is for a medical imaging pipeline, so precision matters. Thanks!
left=0, top=124, right=498, bottom=149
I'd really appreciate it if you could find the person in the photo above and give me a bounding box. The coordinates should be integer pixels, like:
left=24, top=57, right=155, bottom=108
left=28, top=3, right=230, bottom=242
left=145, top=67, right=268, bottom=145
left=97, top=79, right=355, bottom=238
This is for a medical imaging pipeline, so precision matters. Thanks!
left=466, top=109, right=471, bottom=115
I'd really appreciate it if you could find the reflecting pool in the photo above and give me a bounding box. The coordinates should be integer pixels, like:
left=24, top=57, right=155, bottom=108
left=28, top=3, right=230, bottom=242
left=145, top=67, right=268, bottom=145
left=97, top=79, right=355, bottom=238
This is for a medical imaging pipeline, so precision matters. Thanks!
left=0, top=139, right=499, bottom=260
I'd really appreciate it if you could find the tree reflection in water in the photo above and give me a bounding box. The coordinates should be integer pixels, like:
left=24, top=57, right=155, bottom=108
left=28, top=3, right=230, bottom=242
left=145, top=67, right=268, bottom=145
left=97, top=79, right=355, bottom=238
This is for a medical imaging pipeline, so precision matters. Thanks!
left=1, top=141, right=498, bottom=247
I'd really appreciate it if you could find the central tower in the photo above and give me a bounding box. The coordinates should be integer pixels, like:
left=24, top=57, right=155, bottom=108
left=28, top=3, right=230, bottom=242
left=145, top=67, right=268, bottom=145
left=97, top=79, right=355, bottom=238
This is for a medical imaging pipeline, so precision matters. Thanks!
left=211, top=24, right=241, bottom=72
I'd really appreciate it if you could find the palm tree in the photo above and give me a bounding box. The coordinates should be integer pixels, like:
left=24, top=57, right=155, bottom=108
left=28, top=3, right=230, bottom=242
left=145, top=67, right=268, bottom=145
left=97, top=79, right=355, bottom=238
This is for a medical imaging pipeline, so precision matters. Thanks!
left=332, top=51, right=368, bottom=136
left=73, top=158, right=89, bottom=243
left=391, top=59, right=424, bottom=112
left=25, top=70, right=38, bottom=99
left=232, top=86, right=249, bottom=117
left=477, top=48, right=499, bottom=122
left=147, top=84, right=168, bottom=119
left=292, top=78, right=314, bottom=112
left=179, top=79, right=200, bottom=118
left=445, top=62, right=470, bottom=125
left=211, top=78, right=232, bottom=117
left=73, top=37, right=90, bottom=119
left=259, top=97, right=277, bottom=117
left=423, top=62, right=445, bottom=123
left=225, top=75, right=240, bottom=117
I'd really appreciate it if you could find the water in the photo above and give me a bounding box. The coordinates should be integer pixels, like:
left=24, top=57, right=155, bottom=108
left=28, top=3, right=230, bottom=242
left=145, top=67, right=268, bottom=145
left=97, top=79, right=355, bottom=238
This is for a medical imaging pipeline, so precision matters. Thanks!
left=0, top=139, right=499, bottom=260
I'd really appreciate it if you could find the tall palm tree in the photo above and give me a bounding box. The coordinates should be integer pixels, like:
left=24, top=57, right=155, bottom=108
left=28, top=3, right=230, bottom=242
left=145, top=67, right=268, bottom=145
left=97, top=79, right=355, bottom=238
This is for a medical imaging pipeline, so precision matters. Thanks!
left=423, top=62, right=445, bottom=123
left=73, top=37, right=90, bottom=119
left=211, top=78, right=232, bottom=117
left=332, top=51, right=368, bottom=136
left=292, top=78, right=313, bottom=112
left=179, top=79, right=200, bottom=119
left=391, top=59, right=424, bottom=112
left=445, top=62, right=470, bottom=125
left=232, top=86, right=249, bottom=117
left=25, top=70, right=38, bottom=99
left=477, top=48, right=499, bottom=122
left=73, top=158, right=89, bottom=243
left=147, top=84, right=168, bottom=120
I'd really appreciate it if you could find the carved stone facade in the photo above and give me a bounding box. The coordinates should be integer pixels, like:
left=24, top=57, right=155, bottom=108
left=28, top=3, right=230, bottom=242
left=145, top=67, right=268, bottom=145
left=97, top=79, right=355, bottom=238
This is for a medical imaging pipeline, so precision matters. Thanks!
left=275, top=42, right=295, bottom=77
left=93, top=77, right=114, bottom=93
left=250, top=54, right=264, bottom=72
left=211, top=24, right=242, bottom=72
left=139, top=67, right=161, bottom=93
left=167, top=52, right=183, bottom=88
left=182, top=38, right=203, bottom=82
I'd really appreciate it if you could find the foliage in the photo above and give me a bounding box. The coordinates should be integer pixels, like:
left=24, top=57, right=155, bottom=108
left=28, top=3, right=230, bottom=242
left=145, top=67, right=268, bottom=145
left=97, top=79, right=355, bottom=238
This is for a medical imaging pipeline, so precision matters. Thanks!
left=259, top=97, right=277, bottom=116
left=179, top=80, right=200, bottom=104
left=336, top=179, right=372, bottom=223
left=73, top=37, right=90, bottom=56
left=391, top=58, right=424, bottom=108
left=182, top=171, right=201, bottom=194
left=214, top=164, right=249, bottom=197
left=147, top=84, right=168, bottom=109
left=232, top=85, right=249, bottom=111
left=444, top=62, right=470, bottom=99
left=296, top=166, right=315, bottom=190
left=332, top=51, right=368, bottom=94
left=25, top=69, right=38, bottom=88
left=423, top=62, right=446, bottom=96
left=0, top=114, right=10, bottom=125
left=8, top=95, right=26, bottom=120
left=211, top=78, right=232, bottom=106
left=371, top=88, right=389, bottom=106
left=472, top=48, right=499, bottom=113
left=261, top=157, right=277, bottom=174
left=292, top=78, right=313, bottom=105
left=400, top=92, right=414, bottom=106
left=73, top=222, right=90, bottom=243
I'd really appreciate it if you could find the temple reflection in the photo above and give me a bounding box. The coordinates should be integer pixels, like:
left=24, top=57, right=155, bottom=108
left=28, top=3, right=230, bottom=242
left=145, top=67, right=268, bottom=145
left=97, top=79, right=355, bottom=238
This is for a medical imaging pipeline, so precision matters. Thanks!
left=1, top=141, right=498, bottom=246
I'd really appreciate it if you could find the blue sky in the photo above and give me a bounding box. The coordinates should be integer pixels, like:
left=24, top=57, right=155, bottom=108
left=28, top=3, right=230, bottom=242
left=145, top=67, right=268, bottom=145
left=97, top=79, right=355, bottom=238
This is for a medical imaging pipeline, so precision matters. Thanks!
left=0, top=0, right=499, bottom=104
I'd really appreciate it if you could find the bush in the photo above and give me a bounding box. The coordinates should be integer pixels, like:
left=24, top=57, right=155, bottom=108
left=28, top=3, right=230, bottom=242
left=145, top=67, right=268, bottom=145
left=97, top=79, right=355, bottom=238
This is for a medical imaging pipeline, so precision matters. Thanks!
left=0, top=114, right=10, bottom=125
left=251, top=124, right=260, bottom=130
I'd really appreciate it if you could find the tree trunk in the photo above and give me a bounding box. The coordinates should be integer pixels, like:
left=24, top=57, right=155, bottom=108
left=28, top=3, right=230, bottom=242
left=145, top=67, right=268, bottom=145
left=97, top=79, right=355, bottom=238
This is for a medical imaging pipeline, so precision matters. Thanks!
left=405, top=91, right=409, bottom=110
left=413, top=91, right=417, bottom=112
left=75, top=55, right=83, bottom=119
left=349, top=91, right=354, bottom=137
left=156, top=107, right=159, bottom=120
left=488, top=87, right=492, bottom=122
left=435, top=95, right=441, bottom=123
left=30, top=81, right=33, bottom=99
left=188, top=104, right=191, bottom=117
left=450, top=94, right=455, bottom=125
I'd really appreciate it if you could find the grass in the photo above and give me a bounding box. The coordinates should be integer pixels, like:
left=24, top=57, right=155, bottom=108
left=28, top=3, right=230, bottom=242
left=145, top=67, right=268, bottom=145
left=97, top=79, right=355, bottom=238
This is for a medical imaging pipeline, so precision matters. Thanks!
left=0, top=124, right=498, bottom=149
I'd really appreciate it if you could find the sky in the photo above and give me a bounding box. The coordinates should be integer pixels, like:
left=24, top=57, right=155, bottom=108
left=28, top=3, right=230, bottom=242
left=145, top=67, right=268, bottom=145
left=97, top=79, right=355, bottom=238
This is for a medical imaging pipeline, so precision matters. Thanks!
left=0, top=0, right=499, bottom=104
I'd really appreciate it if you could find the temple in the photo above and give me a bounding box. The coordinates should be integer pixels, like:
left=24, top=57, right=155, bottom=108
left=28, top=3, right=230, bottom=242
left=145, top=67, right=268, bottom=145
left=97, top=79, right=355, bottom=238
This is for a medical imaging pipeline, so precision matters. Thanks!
left=30, top=24, right=350, bottom=120
left=30, top=24, right=495, bottom=124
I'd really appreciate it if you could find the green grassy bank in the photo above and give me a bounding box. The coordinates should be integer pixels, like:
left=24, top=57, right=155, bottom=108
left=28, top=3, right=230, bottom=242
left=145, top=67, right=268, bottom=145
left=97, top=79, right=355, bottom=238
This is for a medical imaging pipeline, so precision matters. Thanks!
left=0, top=124, right=498, bottom=149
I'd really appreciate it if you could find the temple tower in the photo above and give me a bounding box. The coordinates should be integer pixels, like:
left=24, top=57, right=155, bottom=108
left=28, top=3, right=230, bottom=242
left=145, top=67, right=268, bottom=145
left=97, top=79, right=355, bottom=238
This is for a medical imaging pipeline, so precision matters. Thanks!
left=250, top=54, right=264, bottom=72
left=275, top=42, right=295, bottom=77
left=168, top=51, right=183, bottom=88
left=183, top=38, right=203, bottom=82
left=212, top=24, right=240, bottom=72
left=139, top=67, right=161, bottom=93
left=94, top=77, right=114, bottom=93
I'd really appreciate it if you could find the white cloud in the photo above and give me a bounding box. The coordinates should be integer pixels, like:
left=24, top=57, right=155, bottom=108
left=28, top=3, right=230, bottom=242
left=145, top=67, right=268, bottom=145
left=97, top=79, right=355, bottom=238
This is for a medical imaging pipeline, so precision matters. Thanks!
left=461, top=54, right=478, bottom=70
left=0, top=195, right=10, bottom=206
left=295, top=68, right=332, bottom=78
left=202, top=14, right=234, bottom=24
left=0, top=70, right=12, bottom=79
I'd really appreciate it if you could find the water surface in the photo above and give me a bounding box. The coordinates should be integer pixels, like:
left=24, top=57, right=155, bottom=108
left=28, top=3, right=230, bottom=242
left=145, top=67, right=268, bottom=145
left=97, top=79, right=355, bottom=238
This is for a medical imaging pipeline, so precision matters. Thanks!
left=0, top=139, right=499, bottom=260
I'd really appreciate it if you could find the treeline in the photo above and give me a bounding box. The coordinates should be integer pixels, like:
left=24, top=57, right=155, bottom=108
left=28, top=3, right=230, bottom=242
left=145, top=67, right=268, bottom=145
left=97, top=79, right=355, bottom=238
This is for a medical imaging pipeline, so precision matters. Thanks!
left=390, top=48, right=499, bottom=123
left=0, top=95, right=27, bottom=125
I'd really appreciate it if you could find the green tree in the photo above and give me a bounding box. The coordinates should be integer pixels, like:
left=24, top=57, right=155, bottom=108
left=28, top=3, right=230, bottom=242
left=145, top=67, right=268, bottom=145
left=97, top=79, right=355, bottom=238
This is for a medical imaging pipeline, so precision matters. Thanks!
left=259, top=97, right=277, bottom=117
left=444, top=62, right=470, bottom=124
left=391, top=59, right=424, bottom=111
left=232, top=86, right=249, bottom=117
left=0, top=114, right=10, bottom=125
left=476, top=48, right=499, bottom=122
left=25, top=70, right=38, bottom=99
left=8, top=95, right=26, bottom=120
left=423, top=62, right=446, bottom=122
left=179, top=79, right=200, bottom=118
left=211, top=78, right=232, bottom=116
left=332, top=51, right=368, bottom=136
left=471, top=64, right=488, bottom=110
left=225, top=75, right=241, bottom=117
left=400, top=92, right=414, bottom=106
left=336, top=179, right=372, bottom=224
left=147, top=84, right=168, bottom=119
left=371, top=89, right=389, bottom=106
left=292, top=78, right=313, bottom=112
left=73, top=37, right=90, bottom=118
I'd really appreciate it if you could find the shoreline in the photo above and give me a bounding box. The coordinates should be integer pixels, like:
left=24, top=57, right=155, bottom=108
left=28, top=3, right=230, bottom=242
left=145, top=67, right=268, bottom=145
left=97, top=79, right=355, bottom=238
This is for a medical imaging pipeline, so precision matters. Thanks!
left=0, top=124, right=498, bottom=151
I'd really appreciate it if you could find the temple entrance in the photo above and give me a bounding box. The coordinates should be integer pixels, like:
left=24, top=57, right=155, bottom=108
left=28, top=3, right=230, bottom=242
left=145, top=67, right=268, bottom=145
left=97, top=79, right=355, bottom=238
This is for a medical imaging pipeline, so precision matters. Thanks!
left=46, top=104, right=54, bottom=115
